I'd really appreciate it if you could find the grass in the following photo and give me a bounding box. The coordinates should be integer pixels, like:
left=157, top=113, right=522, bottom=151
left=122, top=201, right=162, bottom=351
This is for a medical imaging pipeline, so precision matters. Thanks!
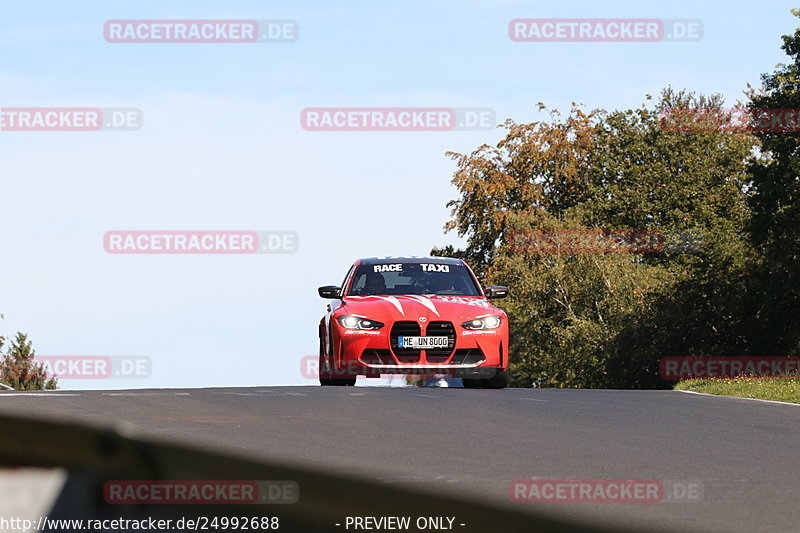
left=675, top=376, right=800, bottom=404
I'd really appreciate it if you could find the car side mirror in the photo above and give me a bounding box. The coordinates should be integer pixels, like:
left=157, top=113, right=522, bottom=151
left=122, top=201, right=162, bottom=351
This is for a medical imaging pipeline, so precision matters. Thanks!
left=318, top=286, right=342, bottom=299
left=485, top=285, right=509, bottom=299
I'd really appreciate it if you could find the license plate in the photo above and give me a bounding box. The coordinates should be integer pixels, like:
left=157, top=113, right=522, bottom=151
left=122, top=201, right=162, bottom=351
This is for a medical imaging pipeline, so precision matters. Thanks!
left=397, top=336, right=450, bottom=349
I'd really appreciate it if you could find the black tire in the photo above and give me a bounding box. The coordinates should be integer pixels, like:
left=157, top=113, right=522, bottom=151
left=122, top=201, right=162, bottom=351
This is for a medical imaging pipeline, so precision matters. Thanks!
left=328, top=376, right=357, bottom=386
left=319, top=352, right=333, bottom=386
left=484, top=370, right=508, bottom=389
left=319, top=337, right=356, bottom=386
left=462, top=370, right=508, bottom=389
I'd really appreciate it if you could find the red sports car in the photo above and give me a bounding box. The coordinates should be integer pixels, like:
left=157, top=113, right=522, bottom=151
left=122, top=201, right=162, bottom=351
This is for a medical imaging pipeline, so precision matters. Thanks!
left=317, top=257, right=509, bottom=388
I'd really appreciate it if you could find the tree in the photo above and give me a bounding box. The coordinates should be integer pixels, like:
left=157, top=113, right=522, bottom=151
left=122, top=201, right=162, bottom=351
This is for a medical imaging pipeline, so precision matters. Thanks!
left=746, top=9, right=800, bottom=356
left=0, top=332, right=58, bottom=391
left=493, top=213, right=671, bottom=388
left=589, top=90, right=758, bottom=387
left=435, top=104, right=601, bottom=278
left=437, top=90, right=757, bottom=388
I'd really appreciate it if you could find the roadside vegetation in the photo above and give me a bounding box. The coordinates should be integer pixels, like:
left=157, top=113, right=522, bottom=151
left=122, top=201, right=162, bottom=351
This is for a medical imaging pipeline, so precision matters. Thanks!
left=434, top=11, right=800, bottom=391
left=676, top=377, right=800, bottom=404
left=0, top=315, right=57, bottom=390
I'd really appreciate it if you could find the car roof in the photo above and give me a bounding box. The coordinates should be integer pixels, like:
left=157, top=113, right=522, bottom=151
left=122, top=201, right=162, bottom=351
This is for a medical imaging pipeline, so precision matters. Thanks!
left=357, top=256, right=464, bottom=266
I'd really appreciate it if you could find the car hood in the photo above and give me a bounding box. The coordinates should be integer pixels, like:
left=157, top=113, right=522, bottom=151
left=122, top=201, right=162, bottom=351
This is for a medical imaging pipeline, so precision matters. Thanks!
left=341, top=295, right=503, bottom=322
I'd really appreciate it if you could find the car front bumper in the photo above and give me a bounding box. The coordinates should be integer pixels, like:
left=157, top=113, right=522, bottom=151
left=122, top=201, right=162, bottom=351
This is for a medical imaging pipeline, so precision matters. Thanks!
left=330, top=322, right=507, bottom=377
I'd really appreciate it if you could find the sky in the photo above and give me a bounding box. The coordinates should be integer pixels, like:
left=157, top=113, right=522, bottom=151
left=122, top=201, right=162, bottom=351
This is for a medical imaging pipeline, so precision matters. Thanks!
left=1, top=0, right=797, bottom=389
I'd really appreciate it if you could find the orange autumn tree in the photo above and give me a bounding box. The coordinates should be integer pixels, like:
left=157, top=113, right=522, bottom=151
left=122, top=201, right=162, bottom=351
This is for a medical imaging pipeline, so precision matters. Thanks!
left=435, top=93, right=757, bottom=388
left=435, top=103, right=600, bottom=278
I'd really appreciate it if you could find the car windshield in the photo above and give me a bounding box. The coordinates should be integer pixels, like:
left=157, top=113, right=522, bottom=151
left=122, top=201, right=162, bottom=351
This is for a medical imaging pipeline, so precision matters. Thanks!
left=348, top=262, right=481, bottom=296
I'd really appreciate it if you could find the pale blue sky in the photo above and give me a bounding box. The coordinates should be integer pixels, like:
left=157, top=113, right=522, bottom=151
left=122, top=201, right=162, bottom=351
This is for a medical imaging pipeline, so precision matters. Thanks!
left=1, top=1, right=797, bottom=388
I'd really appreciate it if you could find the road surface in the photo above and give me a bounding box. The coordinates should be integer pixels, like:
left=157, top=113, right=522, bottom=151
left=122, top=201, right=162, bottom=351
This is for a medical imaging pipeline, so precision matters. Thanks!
left=0, top=387, right=797, bottom=533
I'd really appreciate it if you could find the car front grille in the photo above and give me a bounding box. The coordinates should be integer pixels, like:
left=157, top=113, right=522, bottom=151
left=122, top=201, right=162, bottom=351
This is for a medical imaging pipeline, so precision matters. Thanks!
left=423, top=321, right=456, bottom=362
left=390, top=321, right=421, bottom=363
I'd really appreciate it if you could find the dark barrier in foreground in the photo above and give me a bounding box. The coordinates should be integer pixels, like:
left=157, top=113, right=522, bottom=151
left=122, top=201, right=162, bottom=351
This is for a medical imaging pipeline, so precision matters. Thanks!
left=0, top=410, right=634, bottom=533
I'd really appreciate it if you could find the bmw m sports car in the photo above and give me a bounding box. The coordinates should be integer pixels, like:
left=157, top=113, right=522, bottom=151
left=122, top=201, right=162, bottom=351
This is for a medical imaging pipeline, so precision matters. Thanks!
left=317, top=257, right=509, bottom=388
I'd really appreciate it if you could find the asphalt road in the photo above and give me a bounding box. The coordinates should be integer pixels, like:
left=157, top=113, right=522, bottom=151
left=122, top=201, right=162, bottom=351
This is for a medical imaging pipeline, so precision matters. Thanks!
left=0, top=386, right=798, bottom=533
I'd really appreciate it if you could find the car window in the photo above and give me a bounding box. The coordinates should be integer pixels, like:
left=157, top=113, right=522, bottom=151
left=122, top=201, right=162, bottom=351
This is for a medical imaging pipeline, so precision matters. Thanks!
left=348, top=263, right=481, bottom=296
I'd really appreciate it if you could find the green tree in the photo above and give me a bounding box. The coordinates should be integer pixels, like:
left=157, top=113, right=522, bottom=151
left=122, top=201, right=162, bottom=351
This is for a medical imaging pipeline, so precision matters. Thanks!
left=437, top=90, right=757, bottom=388
left=493, top=213, right=671, bottom=388
left=746, top=9, right=800, bottom=356
left=0, top=332, right=58, bottom=391
left=589, top=90, right=757, bottom=387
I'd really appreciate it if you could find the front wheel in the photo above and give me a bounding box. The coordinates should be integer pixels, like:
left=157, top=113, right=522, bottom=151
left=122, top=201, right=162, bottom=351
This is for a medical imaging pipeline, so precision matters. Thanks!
left=463, top=370, right=508, bottom=389
left=329, top=376, right=357, bottom=386
left=319, top=352, right=357, bottom=386
left=319, top=352, right=333, bottom=386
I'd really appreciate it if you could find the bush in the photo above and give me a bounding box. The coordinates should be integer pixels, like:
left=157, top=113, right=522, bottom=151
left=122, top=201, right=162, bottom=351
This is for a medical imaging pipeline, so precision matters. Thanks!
left=0, top=332, right=58, bottom=391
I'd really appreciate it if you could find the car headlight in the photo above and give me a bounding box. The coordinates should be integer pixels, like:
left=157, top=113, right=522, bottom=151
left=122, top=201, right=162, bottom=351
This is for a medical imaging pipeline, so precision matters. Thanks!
left=461, top=315, right=502, bottom=330
left=337, top=315, right=385, bottom=330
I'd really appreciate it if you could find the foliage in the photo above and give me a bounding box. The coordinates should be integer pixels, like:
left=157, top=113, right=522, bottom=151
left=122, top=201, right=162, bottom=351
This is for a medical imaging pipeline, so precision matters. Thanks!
left=745, top=9, right=800, bottom=356
left=437, top=90, right=759, bottom=388
left=0, top=332, right=58, bottom=391
left=675, top=377, right=800, bottom=404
